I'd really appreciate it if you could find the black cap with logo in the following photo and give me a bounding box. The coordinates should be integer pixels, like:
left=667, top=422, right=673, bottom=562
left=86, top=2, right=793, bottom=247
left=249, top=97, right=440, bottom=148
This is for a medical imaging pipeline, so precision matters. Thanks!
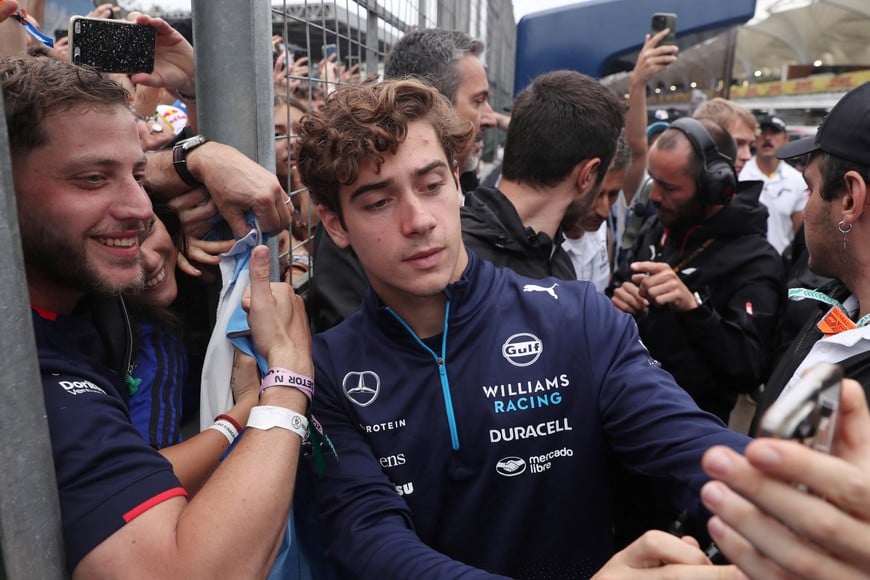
left=776, top=82, right=870, bottom=164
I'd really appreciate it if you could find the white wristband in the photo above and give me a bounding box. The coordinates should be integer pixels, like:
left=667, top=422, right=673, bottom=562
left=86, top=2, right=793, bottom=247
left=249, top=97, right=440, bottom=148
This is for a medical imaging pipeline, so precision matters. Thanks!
left=247, top=405, right=308, bottom=439
left=207, top=419, right=238, bottom=444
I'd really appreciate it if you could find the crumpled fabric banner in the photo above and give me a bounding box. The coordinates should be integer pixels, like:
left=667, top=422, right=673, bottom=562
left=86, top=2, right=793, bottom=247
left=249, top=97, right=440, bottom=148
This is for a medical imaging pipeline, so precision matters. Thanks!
left=199, top=227, right=266, bottom=429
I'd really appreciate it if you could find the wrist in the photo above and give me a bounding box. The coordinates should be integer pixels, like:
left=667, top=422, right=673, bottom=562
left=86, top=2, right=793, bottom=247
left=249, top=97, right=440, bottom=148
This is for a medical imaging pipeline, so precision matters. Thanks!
left=265, top=346, right=313, bottom=377
left=207, top=418, right=239, bottom=445
left=260, top=367, right=314, bottom=400
left=182, top=139, right=225, bottom=187
left=247, top=405, right=308, bottom=439
left=172, top=134, right=209, bottom=187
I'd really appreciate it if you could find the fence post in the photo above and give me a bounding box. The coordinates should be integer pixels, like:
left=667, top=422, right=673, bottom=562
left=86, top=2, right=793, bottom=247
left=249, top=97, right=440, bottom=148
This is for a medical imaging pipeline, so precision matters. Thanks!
left=0, top=91, right=66, bottom=580
left=190, top=0, right=279, bottom=273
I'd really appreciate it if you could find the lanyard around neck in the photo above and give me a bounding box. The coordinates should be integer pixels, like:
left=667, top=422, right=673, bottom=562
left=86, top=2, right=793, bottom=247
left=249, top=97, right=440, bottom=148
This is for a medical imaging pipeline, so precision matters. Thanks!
left=788, top=288, right=870, bottom=328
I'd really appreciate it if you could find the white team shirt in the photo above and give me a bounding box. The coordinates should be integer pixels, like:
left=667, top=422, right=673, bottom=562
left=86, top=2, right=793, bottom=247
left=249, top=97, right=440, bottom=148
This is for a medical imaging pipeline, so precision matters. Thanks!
left=740, top=158, right=808, bottom=254
left=562, top=222, right=610, bottom=293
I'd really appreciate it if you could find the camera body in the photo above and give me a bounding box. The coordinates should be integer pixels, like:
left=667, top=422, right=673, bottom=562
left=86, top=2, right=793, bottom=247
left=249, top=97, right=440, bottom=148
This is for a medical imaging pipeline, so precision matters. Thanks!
left=758, top=362, right=842, bottom=454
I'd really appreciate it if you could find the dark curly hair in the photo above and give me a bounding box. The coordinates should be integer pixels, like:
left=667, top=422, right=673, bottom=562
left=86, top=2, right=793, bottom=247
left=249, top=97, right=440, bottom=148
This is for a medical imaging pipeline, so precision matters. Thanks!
left=296, top=79, right=474, bottom=218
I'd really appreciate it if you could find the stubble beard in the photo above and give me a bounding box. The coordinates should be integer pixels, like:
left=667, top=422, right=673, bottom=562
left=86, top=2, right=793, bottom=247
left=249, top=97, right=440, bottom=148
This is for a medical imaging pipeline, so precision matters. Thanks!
left=20, top=216, right=144, bottom=297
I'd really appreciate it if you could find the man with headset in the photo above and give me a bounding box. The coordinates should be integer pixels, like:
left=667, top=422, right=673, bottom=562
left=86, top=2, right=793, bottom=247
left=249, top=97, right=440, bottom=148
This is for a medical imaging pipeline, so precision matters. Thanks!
left=610, top=117, right=786, bottom=424
left=608, top=118, right=786, bottom=545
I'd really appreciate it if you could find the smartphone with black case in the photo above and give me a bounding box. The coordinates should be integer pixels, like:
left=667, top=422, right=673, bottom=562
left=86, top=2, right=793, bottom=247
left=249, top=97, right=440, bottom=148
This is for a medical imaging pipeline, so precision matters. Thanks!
left=758, top=362, right=842, bottom=453
left=69, top=16, right=155, bottom=73
left=650, top=13, right=677, bottom=46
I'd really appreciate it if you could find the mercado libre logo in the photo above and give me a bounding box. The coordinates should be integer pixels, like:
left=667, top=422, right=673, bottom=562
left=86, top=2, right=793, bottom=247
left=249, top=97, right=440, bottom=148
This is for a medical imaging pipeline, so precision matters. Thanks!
left=502, top=332, right=543, bottom=367
left=495, top=456, right=527, bottom=477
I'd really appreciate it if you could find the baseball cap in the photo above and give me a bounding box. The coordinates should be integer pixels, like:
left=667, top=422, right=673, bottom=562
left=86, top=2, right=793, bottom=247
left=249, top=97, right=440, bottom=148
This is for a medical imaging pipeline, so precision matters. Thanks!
left=759, top=114, right=786, bottom=133
left=646, top=121, right=670, bottom=140
left=777, top=82, right=870, bottom=163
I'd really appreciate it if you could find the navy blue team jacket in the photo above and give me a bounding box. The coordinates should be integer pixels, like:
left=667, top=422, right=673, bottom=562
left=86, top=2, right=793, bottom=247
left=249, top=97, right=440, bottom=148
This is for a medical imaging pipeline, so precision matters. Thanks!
left=312, top=250, right=749, bottom=579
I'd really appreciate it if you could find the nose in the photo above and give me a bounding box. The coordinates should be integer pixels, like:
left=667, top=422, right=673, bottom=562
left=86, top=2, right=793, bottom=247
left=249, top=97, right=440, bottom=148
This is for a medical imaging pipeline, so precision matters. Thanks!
left=479, top=101, right=496, bottom=131
left=594, top=193, right=611, bottom=218
left=116, top=175, right=154, bottom=225
left=649, top=183, right=663, bottom=204
left=399, top=193, right=437, bottom=237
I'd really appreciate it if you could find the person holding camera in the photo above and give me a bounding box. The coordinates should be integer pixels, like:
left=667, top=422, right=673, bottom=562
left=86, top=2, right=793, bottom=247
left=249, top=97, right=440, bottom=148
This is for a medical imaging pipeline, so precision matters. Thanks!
left=751, top=82, right=870, bottom=430
left=703, top=376, right=870, bottom=578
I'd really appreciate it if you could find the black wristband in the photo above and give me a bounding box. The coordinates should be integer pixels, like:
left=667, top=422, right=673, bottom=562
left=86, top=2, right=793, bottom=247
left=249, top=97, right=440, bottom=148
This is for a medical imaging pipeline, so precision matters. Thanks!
left=172, top=135, right=208, bottom=187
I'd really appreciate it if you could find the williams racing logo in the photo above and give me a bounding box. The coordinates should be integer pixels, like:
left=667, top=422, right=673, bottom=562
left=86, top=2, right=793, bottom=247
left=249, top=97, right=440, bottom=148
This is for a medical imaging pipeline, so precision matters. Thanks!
left=342, top=370, right=381, bottom=407
left=502, top=332, right=543, bottom=367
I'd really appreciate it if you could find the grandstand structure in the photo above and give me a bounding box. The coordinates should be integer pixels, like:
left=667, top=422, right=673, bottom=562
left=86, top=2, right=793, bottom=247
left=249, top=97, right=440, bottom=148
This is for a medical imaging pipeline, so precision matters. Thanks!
left=601, top=0, right=870, bottom=125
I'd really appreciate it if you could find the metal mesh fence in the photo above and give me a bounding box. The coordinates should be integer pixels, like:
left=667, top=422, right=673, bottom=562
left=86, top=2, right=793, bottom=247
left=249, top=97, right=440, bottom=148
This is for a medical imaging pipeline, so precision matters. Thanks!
left=268, top=0, right=515, bottom=294
left=0, top=3, right=516, bottom=574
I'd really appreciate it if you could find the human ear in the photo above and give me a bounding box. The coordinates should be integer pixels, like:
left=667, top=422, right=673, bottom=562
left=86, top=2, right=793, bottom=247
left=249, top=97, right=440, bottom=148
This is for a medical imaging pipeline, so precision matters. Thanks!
left=576, top=158, right=602, bottom=196
left=841, top=170, right=868, bottom=223
left=317, top=204, right=350, bottom=249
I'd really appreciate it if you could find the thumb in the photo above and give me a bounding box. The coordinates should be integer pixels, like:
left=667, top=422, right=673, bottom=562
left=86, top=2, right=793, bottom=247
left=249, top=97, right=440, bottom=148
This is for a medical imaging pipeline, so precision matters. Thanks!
left=837, top=378, right=870, bottom=451
left=248, top=244, right=272, bottom=298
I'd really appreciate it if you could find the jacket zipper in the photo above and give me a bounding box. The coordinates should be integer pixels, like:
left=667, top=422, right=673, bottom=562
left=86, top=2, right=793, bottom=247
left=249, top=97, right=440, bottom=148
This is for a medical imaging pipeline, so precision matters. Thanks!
left=386, top=302, right=460, bottom=450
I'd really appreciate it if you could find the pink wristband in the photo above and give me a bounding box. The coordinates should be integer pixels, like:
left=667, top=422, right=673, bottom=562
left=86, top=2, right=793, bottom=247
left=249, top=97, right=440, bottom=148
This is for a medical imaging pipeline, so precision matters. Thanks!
left=260, top=367, right=314, bottom=400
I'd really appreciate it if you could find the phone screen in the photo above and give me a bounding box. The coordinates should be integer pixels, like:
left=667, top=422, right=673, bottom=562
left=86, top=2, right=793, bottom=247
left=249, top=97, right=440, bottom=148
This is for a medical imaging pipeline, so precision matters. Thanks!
left=70, top=17, right=155, bottom=73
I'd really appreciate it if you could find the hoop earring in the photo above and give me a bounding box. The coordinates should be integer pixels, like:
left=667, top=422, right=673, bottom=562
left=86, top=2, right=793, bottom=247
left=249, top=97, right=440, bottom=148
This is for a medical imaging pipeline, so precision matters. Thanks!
left=838, top=220, right=853, bottom=249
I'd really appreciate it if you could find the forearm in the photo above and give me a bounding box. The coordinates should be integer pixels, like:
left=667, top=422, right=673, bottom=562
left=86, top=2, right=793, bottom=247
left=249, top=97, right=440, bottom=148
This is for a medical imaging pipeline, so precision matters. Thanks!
left=0, top=17, right=24, bottom=58
left=159, top=430, right=228, bottom=496
left=145, top=147, right=190, bottom=200
left=622, top=81, right=650, bottom=203
left=173, top=388, right=307, bottom=577
left=158, top=398, right=255, bottom=495
left=144, top=141, right=229, bottom=199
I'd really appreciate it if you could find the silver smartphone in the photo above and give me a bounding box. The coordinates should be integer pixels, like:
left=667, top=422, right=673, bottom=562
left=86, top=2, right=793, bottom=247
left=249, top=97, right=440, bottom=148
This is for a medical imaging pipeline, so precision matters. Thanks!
left=758, top=362, right=842, bottom=453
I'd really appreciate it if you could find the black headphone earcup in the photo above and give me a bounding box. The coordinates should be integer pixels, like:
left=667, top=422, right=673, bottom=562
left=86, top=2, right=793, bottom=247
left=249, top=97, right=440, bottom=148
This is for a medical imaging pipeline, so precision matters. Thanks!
left=701, top=160, right=737, bottom=205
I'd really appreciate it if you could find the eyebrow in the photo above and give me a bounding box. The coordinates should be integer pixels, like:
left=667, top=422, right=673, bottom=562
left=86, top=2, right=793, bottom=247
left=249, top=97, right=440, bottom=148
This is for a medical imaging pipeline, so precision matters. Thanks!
left=349, top=159, right=449, bottom=201
left=60, top=155, right=148, bottom=172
